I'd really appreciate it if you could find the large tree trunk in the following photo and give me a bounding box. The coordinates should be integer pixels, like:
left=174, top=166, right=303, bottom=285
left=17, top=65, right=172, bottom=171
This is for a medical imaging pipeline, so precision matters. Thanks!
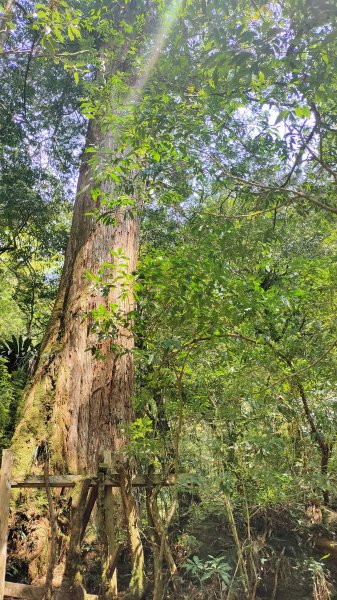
left=9, top=6, right=154, bottom=594
left=11, top=121, right=139, bottom=475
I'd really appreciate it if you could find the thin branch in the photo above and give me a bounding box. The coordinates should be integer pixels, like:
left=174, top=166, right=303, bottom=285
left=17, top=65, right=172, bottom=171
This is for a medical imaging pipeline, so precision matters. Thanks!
left=281, top=121, right=318, bottom=187
left=214, top=167, right=337, bottom=215
left=0, top=47, right=91, bottom=57
left=299, top=131, right=337, bottom=184
left=206, top=201, right=290, bottom=221
left=23, top=34, right=39, bottom=116
left=288, top=338, right=337, bottom=380
left=183, top=332, right=257, bottom=349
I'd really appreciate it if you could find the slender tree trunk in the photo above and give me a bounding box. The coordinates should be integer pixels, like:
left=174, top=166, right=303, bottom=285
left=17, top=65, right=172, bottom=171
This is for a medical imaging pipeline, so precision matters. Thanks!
left=296, top=379, right=331, bottom=505
left=11, top=119, right=139, bottom=475
left=321, top=444, right=331, bottom=506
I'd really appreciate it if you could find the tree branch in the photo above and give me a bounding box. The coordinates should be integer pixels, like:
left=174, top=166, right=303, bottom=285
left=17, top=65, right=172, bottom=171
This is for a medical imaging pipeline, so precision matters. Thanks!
left=214, top=166, right=337, bottom=215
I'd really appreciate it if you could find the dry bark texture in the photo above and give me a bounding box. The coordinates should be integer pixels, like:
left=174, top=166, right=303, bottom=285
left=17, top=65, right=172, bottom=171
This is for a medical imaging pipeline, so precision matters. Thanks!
left=12, top=122, right=139, bottom=475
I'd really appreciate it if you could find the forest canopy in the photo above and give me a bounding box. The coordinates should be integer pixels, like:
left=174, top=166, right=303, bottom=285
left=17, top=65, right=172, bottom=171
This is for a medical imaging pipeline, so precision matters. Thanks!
left=1, top=1, right=337, bottom=599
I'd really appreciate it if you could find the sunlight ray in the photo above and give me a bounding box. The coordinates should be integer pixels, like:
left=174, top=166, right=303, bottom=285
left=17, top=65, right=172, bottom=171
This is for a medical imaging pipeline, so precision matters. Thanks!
left=126, top=0, right=183, bottom=110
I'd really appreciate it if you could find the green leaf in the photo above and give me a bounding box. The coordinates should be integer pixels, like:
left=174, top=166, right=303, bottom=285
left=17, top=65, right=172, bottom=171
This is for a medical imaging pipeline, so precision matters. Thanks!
left=302, top=105, right=311, bottom=118
left=53, top=27, right=65, bottom=43
left=294, top=106, right=304, bottom=117
left=294, top=105, right=310, bottom=118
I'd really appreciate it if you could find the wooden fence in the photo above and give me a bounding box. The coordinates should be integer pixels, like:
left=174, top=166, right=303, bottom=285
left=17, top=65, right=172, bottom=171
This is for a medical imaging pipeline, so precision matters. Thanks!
left=0, top=450, right=176, bottom=600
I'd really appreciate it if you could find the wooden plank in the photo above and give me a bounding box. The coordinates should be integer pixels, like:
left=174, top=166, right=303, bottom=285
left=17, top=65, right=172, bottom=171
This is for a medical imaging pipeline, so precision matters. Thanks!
left=11, top=475, right=93, bottom=489
left=4, top=581, right=44, bottom=600
left=4, top=581, right=99, bottom=600
left=11, top=474, right=177, bottom=489
left=0, top=450, right=13, bottom=600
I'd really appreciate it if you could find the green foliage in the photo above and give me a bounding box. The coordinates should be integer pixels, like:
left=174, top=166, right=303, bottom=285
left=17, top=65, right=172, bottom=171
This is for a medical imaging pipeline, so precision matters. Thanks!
left=123, top=416, right=162, bottom=464
left=0, top=272, right=26, bottom=339
left=0, top=358, right=26, bottom=451
left=136, top=201, right=337, bottom=505
left=0, top=358, right=14, bottom=433
left=184, top=554, right=232, bottom=587
left=0, top=335, right=37, bottom=373
left=85, top=248, right=139, bottom=358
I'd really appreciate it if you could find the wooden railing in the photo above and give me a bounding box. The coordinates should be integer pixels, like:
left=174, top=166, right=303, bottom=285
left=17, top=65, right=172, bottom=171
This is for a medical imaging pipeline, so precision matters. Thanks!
left=0, top=450, right=177, bottom=600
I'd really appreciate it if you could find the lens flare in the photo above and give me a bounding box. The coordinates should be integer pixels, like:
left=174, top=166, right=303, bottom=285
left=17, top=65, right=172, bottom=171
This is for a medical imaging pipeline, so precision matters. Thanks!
left=126, top=0, right=183, bottom=110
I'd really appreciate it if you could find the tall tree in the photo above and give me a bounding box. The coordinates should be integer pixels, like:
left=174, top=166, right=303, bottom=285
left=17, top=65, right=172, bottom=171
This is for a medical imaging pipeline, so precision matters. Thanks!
left=8, top=1, right=158, bottom=595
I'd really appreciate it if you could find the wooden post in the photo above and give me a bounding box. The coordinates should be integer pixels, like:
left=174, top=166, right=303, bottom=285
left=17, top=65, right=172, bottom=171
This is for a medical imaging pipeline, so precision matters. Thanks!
left=119, top=465, right=146, bottom=599
left=102, top=450, right=119, bottom=597
left=0, top=450, right=13, bottom=600
left=60, top=479, right=91, bottom=598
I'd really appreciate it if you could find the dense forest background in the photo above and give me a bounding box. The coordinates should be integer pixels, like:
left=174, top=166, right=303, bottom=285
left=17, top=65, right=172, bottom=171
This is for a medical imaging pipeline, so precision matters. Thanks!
left=1, top=0, right=337, bottom=598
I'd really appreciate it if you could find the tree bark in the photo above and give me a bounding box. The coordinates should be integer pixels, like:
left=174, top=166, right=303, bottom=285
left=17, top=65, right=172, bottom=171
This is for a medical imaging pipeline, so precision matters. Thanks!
left=9, top=4, right=153, bottom=593
left=11, top=119, right=139, bottom=475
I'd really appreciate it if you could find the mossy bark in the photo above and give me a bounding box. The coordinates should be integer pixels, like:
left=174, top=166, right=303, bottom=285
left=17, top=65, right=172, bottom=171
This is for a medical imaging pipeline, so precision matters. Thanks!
left=11, top=120, right=139, bottom=476
left=10, top=120, right=139, bottom=590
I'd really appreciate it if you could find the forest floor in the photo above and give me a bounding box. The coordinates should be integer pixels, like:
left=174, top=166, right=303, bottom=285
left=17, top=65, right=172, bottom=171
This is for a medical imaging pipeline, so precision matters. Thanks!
left=176, top=503, right=337, bottom=599
left=6, top=502, right=337, bottom=599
